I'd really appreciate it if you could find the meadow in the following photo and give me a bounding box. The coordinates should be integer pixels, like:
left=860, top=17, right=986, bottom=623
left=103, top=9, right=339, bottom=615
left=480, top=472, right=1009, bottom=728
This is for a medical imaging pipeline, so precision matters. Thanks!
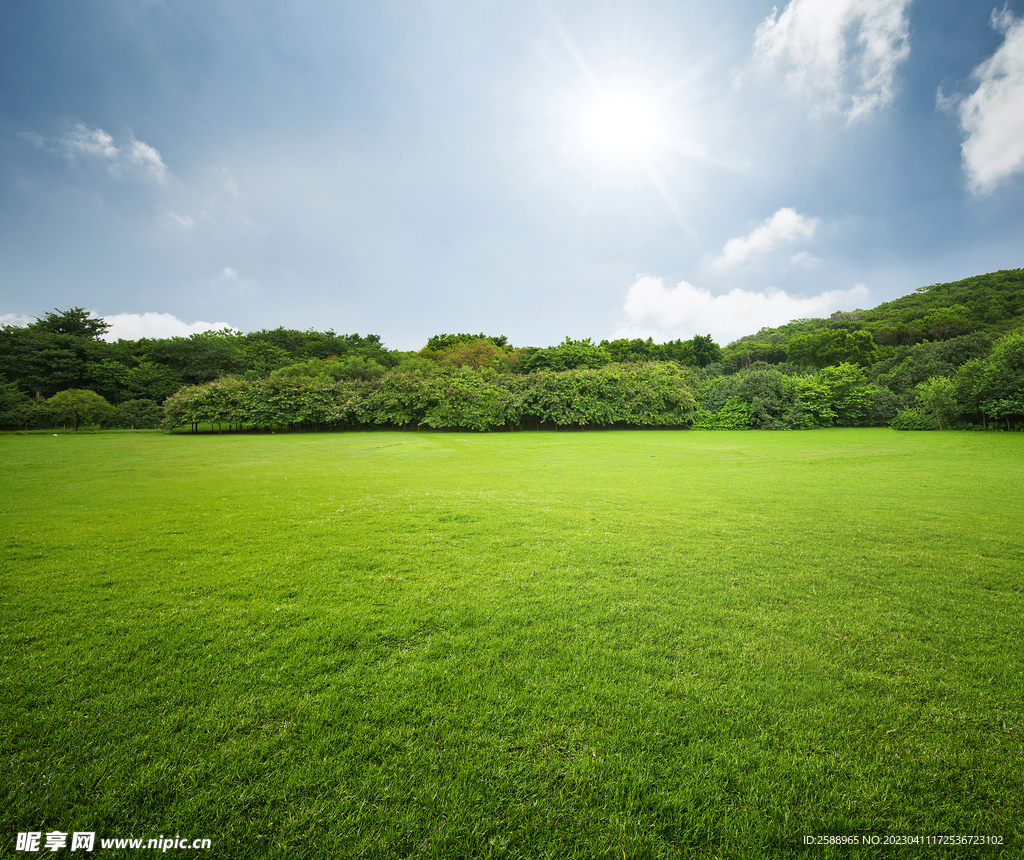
left=1, top=428, right=1022, bottom=858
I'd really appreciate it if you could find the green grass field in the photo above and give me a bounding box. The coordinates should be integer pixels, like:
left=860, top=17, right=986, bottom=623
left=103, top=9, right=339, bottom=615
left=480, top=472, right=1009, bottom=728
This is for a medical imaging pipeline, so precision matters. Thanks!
left=2, top=428, right=1022, bottom=858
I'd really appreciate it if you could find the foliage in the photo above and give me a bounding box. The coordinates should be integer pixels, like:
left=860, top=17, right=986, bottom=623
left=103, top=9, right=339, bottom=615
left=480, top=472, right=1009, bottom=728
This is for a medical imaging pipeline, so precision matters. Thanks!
left=435, top=339, right=509, bottom=371
left=599, top=334, right=722, bottom=367
left=28, top=307, right=111, bottom=340
left=515, top=338, right=611, bottom=373
left=0, top=383, right=55, bottom=430
left=871, top=332, right=993, bottom=397
left=424, top=332, right=510, bottom=352
left=890, top=407, right=940, bottom=430
left=103, top=399, right=165, bottom=430
left=3, top=270, right=1022, bottom=434
left=47, top=389, right=115, bottom=430
left=787, top=328, right=878, bottom=368
left=913, top=376, right=957, bottom=430
left=161, top=363, right=698, bottom=432
left=977, top=331, right=1024, bottom=429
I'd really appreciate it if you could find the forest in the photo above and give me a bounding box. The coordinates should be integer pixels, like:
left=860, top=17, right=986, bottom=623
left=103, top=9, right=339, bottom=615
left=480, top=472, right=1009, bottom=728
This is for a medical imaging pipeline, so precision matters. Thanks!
left=1, top=268, right=1022, bottom=432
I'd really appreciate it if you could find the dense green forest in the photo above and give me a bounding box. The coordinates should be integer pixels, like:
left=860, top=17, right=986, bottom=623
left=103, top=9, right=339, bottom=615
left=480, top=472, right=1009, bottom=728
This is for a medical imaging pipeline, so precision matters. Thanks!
left=2, top=268, right=1022, bottom=431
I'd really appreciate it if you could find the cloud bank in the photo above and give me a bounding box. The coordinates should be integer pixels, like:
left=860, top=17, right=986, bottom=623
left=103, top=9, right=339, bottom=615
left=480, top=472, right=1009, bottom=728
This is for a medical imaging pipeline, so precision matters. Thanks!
left=956, top=8, right=1024, bottom=193
left=754, top=0, right=913, bottom=121
left=615, top=276, right=869, bottom=345
left=709, top=207, right=819, bottom=270
left=101, top=312, right=237, bottom=342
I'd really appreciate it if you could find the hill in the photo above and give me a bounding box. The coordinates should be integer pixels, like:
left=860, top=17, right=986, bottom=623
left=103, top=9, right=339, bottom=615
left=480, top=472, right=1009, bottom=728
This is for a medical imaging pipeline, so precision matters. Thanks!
left=722, top=268, right=1024, bottom=369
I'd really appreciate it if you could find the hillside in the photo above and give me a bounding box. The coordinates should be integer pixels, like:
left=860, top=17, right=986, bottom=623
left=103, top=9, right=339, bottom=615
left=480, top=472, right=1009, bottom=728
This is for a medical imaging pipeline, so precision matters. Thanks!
left=722, top=268, right=1024, bottom=368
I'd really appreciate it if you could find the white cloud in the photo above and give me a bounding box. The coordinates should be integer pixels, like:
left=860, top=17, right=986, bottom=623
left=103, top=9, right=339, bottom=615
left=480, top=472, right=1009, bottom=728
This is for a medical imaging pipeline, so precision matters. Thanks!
left=218, top=267, right=239, bottom=280
left=956, top=8, right=1024, bottom=193
left=709, top=207, right=819, bottom=270
left=64, top=123, right=119, bottom=159
left=56, top=123, right=168, bottom=183
left=754, top=0, right=913, bottom=121
left=100, top=312, right=238, bottom=342
left=0, top=313, right=36, bottom=328
left=167, top=211, right=195, bottom=229
left=615, top=276, right=869, bottom=345
left=790, top=250, right=821, bottom=268
left=126, top=134, right=168, bottom=183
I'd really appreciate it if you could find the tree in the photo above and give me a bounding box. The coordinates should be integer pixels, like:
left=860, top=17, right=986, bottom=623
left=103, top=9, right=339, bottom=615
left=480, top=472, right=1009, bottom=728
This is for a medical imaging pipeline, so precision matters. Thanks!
left=47, top=389, right=114, bottom=430
left=978, top=332, right=1024, bottom=429
left=688, top=334, right=723, bottom=367
left=914, top=376, right=957, bottom=430
left=787, top=328, right=878, bottom=368
left=29, top=308, right=111, bottom=340
left=105, top=399, right=164, bottom=429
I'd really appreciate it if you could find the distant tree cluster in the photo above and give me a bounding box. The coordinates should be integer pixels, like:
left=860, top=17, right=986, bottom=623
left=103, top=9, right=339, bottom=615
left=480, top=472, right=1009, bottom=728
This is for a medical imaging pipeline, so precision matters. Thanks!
left=2, top=268, right=1022, bottom=432
left=161, top=363, right=699, bottom=433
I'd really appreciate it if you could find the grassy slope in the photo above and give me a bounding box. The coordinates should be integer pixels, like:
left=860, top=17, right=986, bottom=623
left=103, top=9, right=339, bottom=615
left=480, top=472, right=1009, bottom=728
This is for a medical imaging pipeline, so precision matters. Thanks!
left=723, top=268, right=1024, bottom=357
left=2, top=430, right=1022, bottom=858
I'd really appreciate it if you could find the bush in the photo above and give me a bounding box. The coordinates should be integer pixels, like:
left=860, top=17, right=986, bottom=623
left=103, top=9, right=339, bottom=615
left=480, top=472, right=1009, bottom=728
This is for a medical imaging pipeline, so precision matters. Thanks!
left=104, top=399, right=164, bottom=429
left=890, top=408, right=939, bottom=430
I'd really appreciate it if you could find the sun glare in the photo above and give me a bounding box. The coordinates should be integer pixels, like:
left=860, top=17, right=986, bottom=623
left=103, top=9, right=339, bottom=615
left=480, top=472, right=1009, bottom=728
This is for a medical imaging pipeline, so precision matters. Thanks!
left=553, top=72, right=690, bottom=185
left=577, top=85, right=667, bottom=164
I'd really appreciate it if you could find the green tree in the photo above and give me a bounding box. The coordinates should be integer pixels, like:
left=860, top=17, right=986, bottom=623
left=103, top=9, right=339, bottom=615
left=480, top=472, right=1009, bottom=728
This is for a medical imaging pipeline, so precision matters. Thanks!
left=978, top=332, right=1024, bottom=429
left=105, top=399, right=164, bottom=429
left=47, top=389, right=114, bottom=430
left=914, top=376, right=957, bottom=430
left=787, top=328, right=878, bottom=368
left=818, top=363, right=872, bottom=425
left=29, top=308, right=111, bottom=340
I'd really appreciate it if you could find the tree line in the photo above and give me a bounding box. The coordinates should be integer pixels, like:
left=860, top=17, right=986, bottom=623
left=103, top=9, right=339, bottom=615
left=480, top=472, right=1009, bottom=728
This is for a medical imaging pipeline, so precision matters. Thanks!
left=1, top=267, right=1022, bottom=432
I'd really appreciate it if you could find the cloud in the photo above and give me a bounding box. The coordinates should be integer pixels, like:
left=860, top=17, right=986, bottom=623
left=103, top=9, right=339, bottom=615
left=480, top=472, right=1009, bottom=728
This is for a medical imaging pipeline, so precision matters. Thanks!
left=100, top=312, right=239, bottom=342
left=55, top=123, right=168, bottom=183
left=167, top=211, right=195, bottom=229
left=64, top=123, right=119, bottom=159
left=955, top=8, right=1024, bottom=193
left=709, top=207, right=819, bottom=270
left=126, top=134, right=168, bottom=183
left=754, top=0, right=913, bottom=121
left=0, top=313, right=36, bottom=328
left=218, top=267, right=239, bottom=280
left=789, top=250, right=821, bottom=268
left=615, top=276, right=869, bottom=345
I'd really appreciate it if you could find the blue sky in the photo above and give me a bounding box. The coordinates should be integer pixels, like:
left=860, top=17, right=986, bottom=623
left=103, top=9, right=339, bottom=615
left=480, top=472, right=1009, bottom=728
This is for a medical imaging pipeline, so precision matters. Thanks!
left=1, top=0, right=1022, bottom=349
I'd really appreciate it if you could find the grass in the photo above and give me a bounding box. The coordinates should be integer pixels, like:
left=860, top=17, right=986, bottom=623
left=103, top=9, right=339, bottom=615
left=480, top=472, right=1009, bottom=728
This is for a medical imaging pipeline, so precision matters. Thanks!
left=1, top=428, right=1022, bottom=858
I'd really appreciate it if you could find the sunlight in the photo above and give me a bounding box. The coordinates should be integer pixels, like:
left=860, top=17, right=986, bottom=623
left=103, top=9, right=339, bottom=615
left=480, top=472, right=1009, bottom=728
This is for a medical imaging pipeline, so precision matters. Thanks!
left=550, top=69, right=701, bottom=196
left=577, top=84, right=667, bottom=164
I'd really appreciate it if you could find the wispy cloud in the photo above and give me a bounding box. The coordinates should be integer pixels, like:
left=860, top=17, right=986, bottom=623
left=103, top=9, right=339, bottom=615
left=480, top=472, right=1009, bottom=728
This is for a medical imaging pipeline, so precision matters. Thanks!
left=753, top=0, right=913, bottom=121
left=167, top=211, right=195, bottom=229
left=54, top=123, right=168, bottom=183
left=101, top=312, right=238, bottom=342
left=952, top=7, right=1024, bottom=194
left=709, top=207, right=819, bottom=270
left=126, top=133, right=168, bottom=183
left=63, top=123, right=119, bottom=159
left=615, top=276, right=868, bottom=345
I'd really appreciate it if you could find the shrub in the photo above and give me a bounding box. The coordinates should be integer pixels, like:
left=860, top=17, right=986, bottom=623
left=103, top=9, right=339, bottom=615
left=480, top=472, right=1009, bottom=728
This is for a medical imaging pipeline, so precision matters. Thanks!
left=890, top=408, right=939, bottom=430
left=105, top=399, right=163, bottom=429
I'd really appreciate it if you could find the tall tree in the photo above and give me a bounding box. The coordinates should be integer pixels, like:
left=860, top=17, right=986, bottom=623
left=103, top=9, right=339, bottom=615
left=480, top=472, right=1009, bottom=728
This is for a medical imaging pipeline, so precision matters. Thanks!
left=29, top=308, right=111, bottom=340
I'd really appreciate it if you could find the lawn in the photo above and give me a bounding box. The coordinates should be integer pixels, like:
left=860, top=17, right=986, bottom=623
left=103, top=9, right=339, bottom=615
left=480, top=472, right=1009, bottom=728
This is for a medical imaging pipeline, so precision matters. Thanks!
left=1, top=428, right=1022, bottom=858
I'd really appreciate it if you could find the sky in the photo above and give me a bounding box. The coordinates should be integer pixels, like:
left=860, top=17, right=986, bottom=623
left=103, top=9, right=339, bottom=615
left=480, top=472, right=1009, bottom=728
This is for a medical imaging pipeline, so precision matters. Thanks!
left=1, top=0, right=1022, bottom=350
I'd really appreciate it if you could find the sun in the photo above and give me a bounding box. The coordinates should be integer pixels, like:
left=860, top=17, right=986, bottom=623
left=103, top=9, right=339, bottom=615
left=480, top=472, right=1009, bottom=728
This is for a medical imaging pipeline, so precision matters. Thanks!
left=553, top=71, right=690, bottom=185
left=576, top=84, right=668, bottom=165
